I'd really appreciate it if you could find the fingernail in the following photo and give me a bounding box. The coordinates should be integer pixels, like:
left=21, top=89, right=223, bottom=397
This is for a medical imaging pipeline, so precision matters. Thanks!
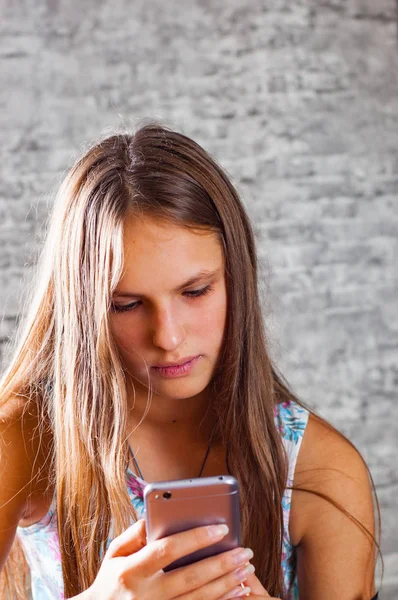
left=207, top=524, right=229, bottom=538
left=234, top=563, right=255, bottom=582
left=233, top=547, right=254, bottom=565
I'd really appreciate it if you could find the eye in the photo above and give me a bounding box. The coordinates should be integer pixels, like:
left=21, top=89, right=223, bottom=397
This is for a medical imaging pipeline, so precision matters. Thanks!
left=183, top=285, right=213, bottom=298
left=111, top=300, right=141, bottom=314
left=111, top=285, right=213, bottom=314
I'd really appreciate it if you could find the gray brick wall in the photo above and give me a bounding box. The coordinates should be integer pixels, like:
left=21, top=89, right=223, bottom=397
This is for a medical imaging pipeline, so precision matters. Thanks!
left=1, top=0, right=397, bottom=596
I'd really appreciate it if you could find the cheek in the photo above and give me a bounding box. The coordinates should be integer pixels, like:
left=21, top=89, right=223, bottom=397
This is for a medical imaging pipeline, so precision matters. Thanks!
left=195, top=292, right=227, bottom=348
left=110, top=318, right=146, bottom=357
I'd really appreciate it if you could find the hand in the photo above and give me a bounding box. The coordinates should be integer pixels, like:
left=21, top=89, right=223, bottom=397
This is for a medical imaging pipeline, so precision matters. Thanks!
left=84, top=518, right=259, bottom=600
left=239, top=571, right=279, bottom=599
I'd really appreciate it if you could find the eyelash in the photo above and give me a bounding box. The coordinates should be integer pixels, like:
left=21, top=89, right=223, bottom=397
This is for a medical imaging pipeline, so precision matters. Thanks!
left=111, top=285, right=213, bottom=314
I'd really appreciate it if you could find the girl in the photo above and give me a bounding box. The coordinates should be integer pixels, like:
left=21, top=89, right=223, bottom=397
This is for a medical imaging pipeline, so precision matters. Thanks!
left=0, top=123, right=380, bottom=599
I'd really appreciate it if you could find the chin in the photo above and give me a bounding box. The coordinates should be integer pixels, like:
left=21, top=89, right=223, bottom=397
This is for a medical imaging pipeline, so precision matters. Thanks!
left=152, top=379, right=209, bottom=400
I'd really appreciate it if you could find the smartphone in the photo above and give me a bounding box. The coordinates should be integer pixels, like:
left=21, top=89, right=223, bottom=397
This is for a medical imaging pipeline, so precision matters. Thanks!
left=144, top=475, right=241, bottom=571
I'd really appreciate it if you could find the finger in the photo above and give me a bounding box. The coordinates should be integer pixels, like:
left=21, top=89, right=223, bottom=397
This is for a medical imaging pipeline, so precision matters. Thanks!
left=217, top=585, right=252, bottom=600
left=168, top=559, right=254, bottom=600
left=242, top=572, right=270, bottom=596
left=126, top=523, right=229, bottom=576
left=106, top=518, right=147, bottom=558
left=162, top=547, right=255, bottom=599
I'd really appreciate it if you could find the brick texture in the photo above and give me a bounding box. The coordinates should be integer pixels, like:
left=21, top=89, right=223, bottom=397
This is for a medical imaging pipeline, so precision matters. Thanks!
left=1, top=0, right=397, bottom=596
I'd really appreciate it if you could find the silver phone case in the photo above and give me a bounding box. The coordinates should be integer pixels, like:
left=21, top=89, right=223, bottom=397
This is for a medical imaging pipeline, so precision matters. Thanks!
left=144, top=475, right=241, bottom=571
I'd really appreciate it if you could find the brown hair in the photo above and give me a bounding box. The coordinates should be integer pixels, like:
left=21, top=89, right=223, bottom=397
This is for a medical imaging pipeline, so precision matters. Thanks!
left=0, top=121, right=381, bottom=598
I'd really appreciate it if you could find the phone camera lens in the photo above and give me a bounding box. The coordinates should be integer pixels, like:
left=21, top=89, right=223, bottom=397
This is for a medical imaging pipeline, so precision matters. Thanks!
left=163, top=491, right=172, bottom=499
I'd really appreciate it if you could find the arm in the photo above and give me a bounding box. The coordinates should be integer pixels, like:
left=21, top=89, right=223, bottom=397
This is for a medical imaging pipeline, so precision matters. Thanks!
left=289, top=413, right=378, bottom=600
left=0, top=398, right=43, bottom=571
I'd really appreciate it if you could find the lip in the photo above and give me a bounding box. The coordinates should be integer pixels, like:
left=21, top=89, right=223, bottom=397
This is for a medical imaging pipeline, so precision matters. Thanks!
left=152, top=355, right=199, bottom=368
left=151, top=355, right=201, bottom=378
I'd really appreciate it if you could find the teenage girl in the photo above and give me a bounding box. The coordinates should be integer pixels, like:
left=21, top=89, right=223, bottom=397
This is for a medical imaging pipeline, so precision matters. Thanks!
left=0, top=123, right=380, bottom=599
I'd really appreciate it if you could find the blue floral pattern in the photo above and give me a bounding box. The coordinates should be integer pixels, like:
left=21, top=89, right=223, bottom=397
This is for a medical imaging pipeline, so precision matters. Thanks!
left=274, top=401, right=309, bottom=599
left=17, top=400, right=309, bottom=599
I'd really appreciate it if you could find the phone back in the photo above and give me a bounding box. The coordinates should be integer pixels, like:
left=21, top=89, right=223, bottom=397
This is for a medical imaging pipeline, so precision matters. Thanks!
left=144, top=475, right=240, bottom=571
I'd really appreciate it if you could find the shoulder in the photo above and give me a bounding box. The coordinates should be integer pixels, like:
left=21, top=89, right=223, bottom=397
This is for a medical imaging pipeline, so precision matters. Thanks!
left=0, top=395, right=37, bottom=464
left=290, top=413, right=373, bottom=544
left=0, top=396, right=53, bottom=513
left=0, top=393, right=50, bottom=449
left=289, top=413, right=376, bottom=598
left=0, top=397, right=41, bottom=568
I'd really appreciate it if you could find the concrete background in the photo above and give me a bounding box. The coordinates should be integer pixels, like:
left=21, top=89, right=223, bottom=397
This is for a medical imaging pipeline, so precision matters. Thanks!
left=1, top=0, right=397, bottom=596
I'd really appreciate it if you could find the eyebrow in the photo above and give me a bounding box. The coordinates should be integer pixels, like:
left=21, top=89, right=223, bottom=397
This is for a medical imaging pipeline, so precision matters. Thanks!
left=113, top=268, right=221, bottom=298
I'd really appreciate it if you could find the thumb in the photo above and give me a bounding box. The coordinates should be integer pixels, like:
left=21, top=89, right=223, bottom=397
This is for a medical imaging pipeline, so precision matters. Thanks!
left=106, top=518, right=147, bottom=558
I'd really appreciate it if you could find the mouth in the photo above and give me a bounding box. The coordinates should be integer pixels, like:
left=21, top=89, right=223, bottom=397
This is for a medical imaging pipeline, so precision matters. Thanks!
left=151, top=355, right=202, bottom=378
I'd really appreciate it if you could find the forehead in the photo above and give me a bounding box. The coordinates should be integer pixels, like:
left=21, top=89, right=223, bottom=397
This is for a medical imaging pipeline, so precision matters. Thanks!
left=118, top=215, right=224, bottom=290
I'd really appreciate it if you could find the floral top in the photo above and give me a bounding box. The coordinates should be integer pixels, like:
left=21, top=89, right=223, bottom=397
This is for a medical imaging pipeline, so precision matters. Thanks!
left=16, top=400, right=309, bottom=599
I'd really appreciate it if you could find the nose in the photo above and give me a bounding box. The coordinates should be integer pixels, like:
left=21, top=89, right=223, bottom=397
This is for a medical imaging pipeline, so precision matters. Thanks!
left=151, top=306, right=185, bottom=351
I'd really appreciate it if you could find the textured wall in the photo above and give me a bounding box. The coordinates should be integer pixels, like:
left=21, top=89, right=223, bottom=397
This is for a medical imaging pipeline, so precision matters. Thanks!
left=1, top=0, right=397, bottom=596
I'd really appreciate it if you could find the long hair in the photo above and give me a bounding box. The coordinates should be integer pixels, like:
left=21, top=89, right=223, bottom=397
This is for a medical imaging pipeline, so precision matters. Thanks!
left=0, top=122, right=381, bottom=598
